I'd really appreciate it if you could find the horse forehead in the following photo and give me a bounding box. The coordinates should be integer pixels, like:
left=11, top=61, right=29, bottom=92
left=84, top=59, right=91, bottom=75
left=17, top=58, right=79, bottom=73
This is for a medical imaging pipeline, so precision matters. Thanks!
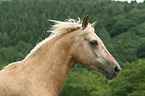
left=84, top=32, right=99, bottom=41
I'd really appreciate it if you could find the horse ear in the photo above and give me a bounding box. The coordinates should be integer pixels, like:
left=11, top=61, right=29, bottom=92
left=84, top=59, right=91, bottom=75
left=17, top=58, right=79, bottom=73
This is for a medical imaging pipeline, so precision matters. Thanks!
left=82, top=15, right=89, bottom=30
left=91, top=18, right=98, bottom=27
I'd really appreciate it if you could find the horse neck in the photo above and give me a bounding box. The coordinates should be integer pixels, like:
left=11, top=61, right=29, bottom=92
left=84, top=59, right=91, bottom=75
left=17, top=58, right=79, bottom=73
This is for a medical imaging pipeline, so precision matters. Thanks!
left=25, top=32, right=77, bottom=95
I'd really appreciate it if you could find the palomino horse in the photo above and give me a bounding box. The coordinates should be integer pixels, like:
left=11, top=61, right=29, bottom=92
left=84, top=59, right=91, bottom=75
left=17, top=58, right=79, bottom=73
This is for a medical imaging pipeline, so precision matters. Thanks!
left=0, top=16, right=121, bottom=96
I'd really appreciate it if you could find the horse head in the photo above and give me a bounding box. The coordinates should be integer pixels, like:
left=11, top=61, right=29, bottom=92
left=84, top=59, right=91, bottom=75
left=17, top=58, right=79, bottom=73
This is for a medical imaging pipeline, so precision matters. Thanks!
left=73, top=16, right=121, bottom=80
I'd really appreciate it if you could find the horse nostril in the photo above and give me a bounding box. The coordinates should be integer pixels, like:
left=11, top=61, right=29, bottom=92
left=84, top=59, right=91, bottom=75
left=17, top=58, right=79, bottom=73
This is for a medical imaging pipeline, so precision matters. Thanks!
left=114, top=66, right=121, bottom=74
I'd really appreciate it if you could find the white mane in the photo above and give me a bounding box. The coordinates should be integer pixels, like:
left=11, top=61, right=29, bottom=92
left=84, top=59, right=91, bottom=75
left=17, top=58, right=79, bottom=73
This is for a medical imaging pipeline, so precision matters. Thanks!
left=24, top=18, right=82, bottom=59
left=4, top=18, right=93, bottom=68
left=48, top=18, right=82, bottom=35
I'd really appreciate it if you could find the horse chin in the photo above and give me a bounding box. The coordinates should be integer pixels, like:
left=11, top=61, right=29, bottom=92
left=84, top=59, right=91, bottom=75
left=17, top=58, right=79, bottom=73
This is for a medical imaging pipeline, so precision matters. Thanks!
left=89, top=65, right=117, bottom=80
left=95, top=70, right=114, bottom=80
left=104, top=74, right=113, bottom=80
left=104, top=72, right=118, bottom=80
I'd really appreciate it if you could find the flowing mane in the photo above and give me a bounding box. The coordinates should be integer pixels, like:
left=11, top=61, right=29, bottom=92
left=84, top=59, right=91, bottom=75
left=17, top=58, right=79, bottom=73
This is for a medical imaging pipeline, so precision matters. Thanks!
left=4, top=18, right=83, bottom=68
left=48, top=18, right=82, bottom=35
left=24, top=18, right=82, bottom=60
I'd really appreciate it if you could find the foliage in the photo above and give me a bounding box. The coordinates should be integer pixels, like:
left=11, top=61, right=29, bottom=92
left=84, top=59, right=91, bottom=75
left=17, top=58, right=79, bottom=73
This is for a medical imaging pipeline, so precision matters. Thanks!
left=0, top=41, right=32, bottom=66
left=60, top=69, right=105, bottom=96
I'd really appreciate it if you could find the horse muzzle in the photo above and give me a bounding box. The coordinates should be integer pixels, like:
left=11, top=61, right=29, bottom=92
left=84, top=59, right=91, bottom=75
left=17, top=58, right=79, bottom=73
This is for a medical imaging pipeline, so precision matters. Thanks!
left=104, top=65, right=121, bottom=80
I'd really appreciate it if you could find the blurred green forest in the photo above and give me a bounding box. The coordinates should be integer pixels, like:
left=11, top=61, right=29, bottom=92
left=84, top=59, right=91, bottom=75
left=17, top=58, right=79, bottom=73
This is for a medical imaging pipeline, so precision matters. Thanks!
left=0, top=0, right=145, bottom=95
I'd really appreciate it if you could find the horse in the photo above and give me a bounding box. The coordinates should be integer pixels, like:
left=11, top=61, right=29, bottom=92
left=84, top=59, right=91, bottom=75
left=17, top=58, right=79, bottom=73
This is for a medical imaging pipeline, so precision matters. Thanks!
left=0, top=16, right=121, bottom=96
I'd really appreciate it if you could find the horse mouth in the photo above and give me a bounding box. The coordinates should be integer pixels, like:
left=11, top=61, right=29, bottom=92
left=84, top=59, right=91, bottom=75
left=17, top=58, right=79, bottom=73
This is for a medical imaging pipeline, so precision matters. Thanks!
left=95, top=70, right=116, bottom=80
left=104, top=74, right=113, bottom=80
left=104, top=71, right=118, bottom=80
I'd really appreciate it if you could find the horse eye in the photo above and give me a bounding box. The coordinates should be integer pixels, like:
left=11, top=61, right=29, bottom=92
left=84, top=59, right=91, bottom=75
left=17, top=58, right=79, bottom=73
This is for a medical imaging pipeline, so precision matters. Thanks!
left=89, top=40, right=98, bottom=47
